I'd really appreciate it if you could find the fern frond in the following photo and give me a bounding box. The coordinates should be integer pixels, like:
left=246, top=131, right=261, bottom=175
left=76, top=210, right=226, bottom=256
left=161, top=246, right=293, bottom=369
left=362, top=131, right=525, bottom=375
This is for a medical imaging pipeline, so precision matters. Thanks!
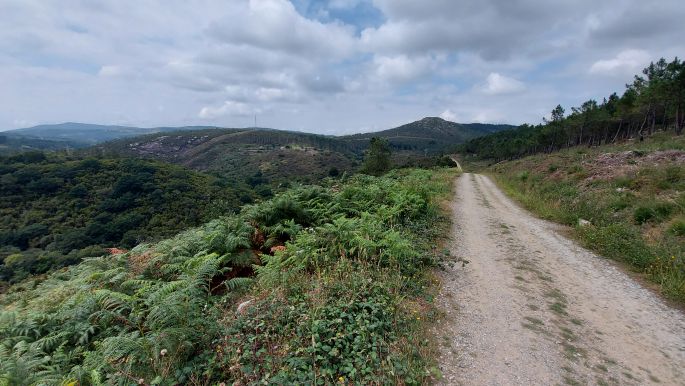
left=224, top=277, right=253, bottom=291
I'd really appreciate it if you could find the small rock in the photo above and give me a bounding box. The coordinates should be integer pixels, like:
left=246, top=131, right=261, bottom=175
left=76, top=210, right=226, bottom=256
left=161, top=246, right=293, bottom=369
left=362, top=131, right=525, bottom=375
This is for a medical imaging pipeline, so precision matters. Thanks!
left=237, top=300, right=253, bottom=315
left=578, top=219, right=591, bottom=227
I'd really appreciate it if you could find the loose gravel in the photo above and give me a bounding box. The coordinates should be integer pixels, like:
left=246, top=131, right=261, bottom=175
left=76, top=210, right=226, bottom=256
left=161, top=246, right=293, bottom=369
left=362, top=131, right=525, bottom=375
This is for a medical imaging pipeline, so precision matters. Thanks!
left=435, top=173, right=685, bottom=385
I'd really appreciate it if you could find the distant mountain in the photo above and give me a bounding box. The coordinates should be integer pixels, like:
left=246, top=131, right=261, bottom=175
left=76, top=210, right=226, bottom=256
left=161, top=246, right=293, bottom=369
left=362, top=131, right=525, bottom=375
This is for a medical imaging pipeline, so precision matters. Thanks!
left=2, top=122, right=216, bottom=147
left=3, top=117, right=512, bottom=180
left=90, top=117, right=512, bottom=183
left=0, top=134, right=84, bottom=155
left=340, top=117, right=516, bottom=153
left=2, top=118, right=513, bottom=155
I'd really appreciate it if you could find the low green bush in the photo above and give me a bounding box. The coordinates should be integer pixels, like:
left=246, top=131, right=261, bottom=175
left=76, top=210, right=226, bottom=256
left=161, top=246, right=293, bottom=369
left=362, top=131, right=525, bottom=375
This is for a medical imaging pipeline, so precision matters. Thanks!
left=669, top=219, right=685, bottom=236
left=634, top=206, right=655, bottom=224
left=634, top=202, right=675, bottom=224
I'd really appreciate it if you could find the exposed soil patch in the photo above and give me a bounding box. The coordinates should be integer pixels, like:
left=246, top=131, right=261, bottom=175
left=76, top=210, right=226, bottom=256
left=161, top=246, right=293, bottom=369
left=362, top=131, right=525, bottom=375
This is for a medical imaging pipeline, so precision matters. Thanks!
left=583, top=150, right=685, bottom=182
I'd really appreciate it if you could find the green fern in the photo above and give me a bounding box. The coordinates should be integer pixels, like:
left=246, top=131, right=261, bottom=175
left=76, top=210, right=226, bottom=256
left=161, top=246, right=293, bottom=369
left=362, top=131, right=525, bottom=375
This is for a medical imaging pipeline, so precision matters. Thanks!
left=224, top=277, right=253, bottom=291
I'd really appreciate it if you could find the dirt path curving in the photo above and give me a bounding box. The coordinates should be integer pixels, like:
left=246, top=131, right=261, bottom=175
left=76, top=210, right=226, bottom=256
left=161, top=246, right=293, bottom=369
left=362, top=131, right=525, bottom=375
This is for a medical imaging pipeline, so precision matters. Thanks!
left=436, top=173, right=685, bottom=386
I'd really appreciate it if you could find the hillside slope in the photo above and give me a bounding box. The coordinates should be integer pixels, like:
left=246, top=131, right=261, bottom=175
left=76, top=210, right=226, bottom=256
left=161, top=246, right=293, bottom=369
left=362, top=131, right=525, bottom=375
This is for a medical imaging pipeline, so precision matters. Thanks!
left=342, top=117, right=514, bottom=153
left=0, top=153, right=256, bottom=285
left=0, top=135, right=84, bottom=155
left=94, top=118, right=510, bottom=183
left=97, top=128, right=358, bottom=185
left=4, top=117, right=512, bottom=155
left=486, top=133, right=685, bottom=302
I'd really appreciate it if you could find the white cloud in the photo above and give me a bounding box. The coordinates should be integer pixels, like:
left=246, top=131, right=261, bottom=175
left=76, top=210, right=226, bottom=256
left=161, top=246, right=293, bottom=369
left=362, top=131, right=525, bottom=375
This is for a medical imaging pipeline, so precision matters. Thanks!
left=589, top=49, right=651, bottom=75
left=361, top=0, right=596, bottom=60
left=471, top=110, right=501, bottom=123
left=98, top=65, right=135, bottom=78
left=208, top=0, right=355, bottom=59
left=482, top=73, right=525, bottom=95
left=439, top=109, right=457, bottom=122
left=372, top=54, right=437, bottom=83
left=98, top=66, right=120, bottom=77
left=199, top=101, right=260, bottom=119
left=255, top=87, right=287, bottom=102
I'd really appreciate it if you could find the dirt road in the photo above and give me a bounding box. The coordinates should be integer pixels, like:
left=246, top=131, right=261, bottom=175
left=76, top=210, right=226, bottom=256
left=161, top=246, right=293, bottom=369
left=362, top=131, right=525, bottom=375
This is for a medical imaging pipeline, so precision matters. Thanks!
left=436, top=173, right=685, bottom=385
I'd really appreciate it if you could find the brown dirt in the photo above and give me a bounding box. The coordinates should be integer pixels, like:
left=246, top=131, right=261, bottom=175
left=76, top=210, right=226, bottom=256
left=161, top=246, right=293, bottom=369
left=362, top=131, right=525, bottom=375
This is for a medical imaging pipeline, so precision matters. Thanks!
left=584, top=150, right=685, bottom=182
left=436, top=173, right=685, bottom=385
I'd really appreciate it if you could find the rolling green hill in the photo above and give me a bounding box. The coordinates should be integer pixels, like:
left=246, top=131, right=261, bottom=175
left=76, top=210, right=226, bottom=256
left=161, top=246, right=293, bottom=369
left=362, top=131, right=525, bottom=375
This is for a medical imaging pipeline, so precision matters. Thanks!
left=91, top=117, right=510, bottom=184
left=95, top=128, right=359, bottom=185
left=1, top=123, right=217, bottom=151
left=342, top=117, right=514, bottom=153
left=0, top=134, right=83, bottom=155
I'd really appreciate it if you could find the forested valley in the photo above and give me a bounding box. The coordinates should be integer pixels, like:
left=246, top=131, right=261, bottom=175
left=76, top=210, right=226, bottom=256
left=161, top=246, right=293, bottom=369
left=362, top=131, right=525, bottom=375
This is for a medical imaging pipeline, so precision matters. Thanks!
left=0, top=152, right=258, bottom=287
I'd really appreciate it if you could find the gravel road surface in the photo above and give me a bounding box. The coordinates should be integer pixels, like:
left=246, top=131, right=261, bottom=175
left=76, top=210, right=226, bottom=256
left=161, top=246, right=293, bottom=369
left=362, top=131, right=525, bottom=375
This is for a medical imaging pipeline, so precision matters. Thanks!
left=436, top=173, right=685, bottom=385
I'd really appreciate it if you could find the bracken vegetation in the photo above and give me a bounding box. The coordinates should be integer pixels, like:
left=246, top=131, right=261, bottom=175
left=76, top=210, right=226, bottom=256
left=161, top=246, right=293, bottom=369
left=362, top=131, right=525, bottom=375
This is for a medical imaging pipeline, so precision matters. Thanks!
left=459, top=57, right=685, bottom=161
left=0, top=168, right=454, bottom=385
left=0, top=152, right=256, bottom=286
left=489, top=133, right=685, bottom=302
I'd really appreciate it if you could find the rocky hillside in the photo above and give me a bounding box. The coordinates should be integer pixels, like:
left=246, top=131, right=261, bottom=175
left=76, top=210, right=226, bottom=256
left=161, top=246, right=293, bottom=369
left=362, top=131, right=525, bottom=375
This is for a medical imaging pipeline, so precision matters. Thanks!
left=96, top=129, right=358, bottom=185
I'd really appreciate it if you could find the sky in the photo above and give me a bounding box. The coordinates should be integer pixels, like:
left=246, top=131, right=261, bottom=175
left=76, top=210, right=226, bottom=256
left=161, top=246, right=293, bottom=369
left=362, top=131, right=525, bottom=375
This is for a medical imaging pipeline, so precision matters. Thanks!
left=1, top=0, right=684, bottom=135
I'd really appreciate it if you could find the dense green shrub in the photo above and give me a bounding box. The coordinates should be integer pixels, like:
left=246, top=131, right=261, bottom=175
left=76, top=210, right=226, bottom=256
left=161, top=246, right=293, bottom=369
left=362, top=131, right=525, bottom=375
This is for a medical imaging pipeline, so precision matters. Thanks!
left=221, top=271, right=403, bottom=384
left=634, top=207, right=656, bottom=224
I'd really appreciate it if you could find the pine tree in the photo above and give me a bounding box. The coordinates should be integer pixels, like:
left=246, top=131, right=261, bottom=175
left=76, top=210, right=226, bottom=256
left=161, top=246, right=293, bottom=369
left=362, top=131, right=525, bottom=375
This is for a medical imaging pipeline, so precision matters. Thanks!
left=361, top=137, right=391, bottom=176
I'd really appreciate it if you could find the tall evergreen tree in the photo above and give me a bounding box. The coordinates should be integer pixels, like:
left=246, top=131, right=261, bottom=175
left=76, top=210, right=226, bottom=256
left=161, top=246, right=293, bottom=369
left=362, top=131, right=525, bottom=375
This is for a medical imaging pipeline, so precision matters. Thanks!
left=362, top=137, right=391, bottom=176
